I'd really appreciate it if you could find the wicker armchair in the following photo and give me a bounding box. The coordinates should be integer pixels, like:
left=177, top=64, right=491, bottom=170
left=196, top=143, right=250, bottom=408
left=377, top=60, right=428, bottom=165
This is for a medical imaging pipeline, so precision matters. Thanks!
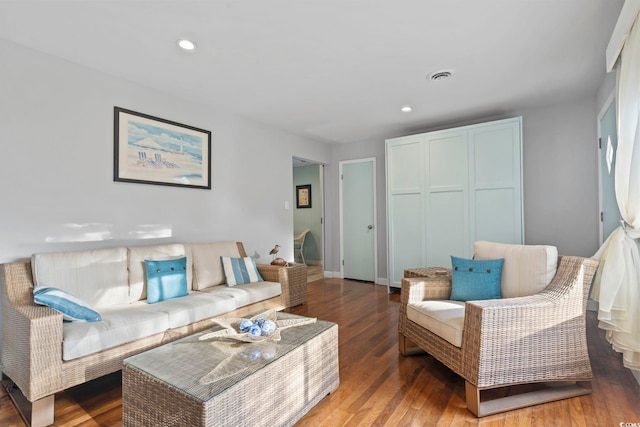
left=398, top=244, right=598, bottom=417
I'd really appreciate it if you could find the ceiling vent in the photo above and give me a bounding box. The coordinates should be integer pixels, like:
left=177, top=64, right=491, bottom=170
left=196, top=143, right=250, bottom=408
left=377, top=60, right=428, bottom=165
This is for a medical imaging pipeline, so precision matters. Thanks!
left=427, top=69, right=455, bottom=81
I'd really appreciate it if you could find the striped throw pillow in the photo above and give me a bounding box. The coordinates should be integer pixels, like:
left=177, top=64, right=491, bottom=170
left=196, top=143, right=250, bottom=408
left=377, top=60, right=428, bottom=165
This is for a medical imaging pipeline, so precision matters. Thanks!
left=221, top=256, right=264, bottom=286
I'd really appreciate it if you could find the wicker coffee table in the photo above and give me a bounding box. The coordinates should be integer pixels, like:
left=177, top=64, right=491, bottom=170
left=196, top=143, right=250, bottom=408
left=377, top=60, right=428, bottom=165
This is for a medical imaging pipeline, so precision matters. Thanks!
left=122, top=312, right=338, bottom=427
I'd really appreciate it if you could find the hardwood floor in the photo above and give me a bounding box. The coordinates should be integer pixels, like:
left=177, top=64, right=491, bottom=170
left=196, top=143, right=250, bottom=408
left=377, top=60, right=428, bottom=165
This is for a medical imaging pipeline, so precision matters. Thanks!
left=306, top=264, right=324, bottom=283
left=1, top=278, right=638, bottom=426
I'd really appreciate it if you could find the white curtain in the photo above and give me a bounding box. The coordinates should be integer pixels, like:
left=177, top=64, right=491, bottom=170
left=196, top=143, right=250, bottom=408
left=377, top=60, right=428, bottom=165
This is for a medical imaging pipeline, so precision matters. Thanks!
left=592, top=12, right=640, bottom=371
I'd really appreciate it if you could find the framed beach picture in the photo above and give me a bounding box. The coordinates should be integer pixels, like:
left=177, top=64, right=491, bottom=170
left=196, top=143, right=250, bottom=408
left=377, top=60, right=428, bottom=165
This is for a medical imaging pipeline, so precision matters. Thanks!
left=114, top=107, right=212, bottom=189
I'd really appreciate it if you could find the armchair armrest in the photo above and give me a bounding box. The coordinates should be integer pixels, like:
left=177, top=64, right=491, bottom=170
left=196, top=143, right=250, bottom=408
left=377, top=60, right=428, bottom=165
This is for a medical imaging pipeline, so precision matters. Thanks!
left=400, top=276, right=452, bottom=305
left=399, top=272, right=452, bottom=341
left=1, top=261, right=64, bottom=401
left=462, top=256, right=599, bottom=388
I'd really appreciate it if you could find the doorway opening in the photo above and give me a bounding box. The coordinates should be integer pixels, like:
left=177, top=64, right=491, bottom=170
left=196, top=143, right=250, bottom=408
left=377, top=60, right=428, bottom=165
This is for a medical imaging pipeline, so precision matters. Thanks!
left=292, top=156, right=324, bottom=282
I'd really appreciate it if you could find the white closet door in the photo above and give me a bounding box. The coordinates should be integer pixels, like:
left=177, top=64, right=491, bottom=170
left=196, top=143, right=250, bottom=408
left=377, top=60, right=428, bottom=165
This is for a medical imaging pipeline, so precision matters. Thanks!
left=386, top=138, right=423, bottom=287
left=468, top=119, right=523, bottom=247
left=385, top=117, right=523, bottom=288
left=425, top=131, right=470, bottom=265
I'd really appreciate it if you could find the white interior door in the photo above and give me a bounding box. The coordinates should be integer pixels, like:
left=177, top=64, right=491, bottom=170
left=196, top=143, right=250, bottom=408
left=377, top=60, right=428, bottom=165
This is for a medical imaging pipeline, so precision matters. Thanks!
left=341, top=159, right=376, bottom=282
left=599, top=100, right=620, bottom=243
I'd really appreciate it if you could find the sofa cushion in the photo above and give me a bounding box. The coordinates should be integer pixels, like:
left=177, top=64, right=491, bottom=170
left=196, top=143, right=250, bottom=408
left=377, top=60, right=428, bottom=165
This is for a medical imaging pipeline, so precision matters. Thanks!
left=190, top=242, right=241, bottom=290
left=145, top=258, right=189, bottom=304
left=62, top=303, right=169, bottom=360
left=450, top=256, right=503, bottom=301
left=201, top=281, right=281, bottom=308
left=32, top=247, right=129, bottom=309
left=221, top=256, right=263, bottom=286
left=128, top=244, right=193, bottom=302
left=33, top=286, right=102, bottom=322
left=474, top=241, right=558, bottom=298
left=407, top=300, right=466, bottom=347
left=145, top=292, right=237, bottom=329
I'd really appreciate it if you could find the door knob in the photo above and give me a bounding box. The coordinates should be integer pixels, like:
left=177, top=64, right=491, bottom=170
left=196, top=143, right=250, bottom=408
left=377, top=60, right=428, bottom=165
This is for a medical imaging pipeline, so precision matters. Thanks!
left=367, top=225, right=374, bottom=230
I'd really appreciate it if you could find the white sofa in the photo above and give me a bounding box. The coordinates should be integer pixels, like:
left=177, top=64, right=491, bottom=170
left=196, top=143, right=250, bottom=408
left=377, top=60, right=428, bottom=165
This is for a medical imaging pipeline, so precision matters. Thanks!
left=1, top=241, right=290, bottom=426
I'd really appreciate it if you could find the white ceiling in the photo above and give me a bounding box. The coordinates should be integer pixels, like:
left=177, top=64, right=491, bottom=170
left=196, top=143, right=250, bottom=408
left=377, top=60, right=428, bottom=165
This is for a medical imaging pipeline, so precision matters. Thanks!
left=0, top=1, right=624, bottom=145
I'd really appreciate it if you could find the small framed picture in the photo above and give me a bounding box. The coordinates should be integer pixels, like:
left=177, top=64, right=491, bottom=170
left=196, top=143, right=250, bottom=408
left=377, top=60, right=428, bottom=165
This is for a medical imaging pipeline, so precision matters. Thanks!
left=114, top=107, right=211, bottom=189
left=296, top=184, right=312, bottom=208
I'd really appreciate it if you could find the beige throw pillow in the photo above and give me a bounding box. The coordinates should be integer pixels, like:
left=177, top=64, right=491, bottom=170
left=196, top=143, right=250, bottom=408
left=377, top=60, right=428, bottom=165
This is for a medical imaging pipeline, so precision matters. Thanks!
left=473, top=241, right=558, bottom=298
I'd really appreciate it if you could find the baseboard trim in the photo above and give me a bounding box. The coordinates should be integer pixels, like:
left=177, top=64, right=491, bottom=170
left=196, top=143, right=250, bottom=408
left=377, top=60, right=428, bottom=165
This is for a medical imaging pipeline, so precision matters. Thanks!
left=323, top=271, right=342, bottom=279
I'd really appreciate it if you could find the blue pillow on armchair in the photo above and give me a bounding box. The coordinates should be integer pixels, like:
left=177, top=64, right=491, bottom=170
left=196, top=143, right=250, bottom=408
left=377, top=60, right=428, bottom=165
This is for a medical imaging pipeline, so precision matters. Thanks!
left=450, top=256, right=504, bottom=301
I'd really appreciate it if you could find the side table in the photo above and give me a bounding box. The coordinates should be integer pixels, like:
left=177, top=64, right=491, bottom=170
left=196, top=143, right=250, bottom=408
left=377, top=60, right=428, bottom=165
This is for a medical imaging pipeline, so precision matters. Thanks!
left=404, top=267, right=451, bottom=280
left=257, top=263, right=307, bottom=308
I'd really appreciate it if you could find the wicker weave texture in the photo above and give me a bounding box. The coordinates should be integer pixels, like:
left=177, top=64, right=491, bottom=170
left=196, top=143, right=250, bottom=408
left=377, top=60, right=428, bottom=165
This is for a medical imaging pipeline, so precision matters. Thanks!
left=257, top=263, right=307, bottom=308
left=1, top=254, right=286, bottom=403
left=399, top=256, right=598, bottom=390
left=123, top=322, right=339, bottom=427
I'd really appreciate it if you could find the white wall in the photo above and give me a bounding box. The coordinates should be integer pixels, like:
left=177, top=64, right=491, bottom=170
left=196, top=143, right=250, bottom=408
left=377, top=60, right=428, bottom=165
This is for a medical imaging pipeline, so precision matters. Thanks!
left=517, top=100, right=600, bottom=256
left=0, top=39, right=331, bottom=263
left=326, top=141, right=387, bottom=280
left=0, top=38, right=604, bottom=283
left=327, top=97, right=602, bottom=283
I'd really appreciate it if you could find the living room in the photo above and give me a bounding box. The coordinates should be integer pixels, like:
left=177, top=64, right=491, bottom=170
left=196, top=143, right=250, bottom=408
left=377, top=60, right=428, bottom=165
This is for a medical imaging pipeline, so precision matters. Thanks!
left=1, top=1, right=639, bottom=426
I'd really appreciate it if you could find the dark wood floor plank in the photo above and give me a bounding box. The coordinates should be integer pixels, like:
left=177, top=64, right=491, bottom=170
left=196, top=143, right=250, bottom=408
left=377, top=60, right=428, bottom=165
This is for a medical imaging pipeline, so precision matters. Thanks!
left=1, top=278, right=638, bottom=426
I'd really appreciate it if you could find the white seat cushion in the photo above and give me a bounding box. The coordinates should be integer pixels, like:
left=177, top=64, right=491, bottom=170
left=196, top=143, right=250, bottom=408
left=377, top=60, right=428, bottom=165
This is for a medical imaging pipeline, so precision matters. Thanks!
left=145, top=292, right=237, bottom=329
left=32, top=248, right=129, bottom=309
left=474, top=241, right=558, bottom=298
left=189, top=242, right=241, bottom=290
left=62, top=303, right=169, bottom=360
left=407, top=300, right=466, bottom=347
left=201, top=281, right=281, bottom=308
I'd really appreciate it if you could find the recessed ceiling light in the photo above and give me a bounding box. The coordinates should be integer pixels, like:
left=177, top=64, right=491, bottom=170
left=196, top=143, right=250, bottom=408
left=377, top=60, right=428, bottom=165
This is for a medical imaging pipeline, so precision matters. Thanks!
left=177, top=39, right=197, bottom=52
left=427, top=69, right=455, bottom=81
left=401, top=105, right=413, bottom=113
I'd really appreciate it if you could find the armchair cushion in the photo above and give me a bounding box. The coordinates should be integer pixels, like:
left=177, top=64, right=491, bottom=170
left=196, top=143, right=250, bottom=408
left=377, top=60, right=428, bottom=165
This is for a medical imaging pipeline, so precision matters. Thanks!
left=450, top=256, right=503, bottom=301
left=474, top=241, right=558, bottom=298
left=406, top=300, right=465, bottom=347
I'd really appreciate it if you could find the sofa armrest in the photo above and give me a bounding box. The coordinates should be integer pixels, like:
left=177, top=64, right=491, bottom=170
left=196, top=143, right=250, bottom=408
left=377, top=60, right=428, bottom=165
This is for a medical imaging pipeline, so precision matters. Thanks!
left=462, top=256, right=599, bottom=388
left=256, top=263, right=308, bottom=308
left=1, top=261, right=64, bottom=401
left=255, top=263, right=286, bottom=281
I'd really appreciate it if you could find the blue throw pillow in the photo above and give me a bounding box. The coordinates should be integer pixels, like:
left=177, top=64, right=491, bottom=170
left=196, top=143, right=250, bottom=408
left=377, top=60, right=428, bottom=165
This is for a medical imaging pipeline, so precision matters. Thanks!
left=221, top=256, right=264, bottom=286
left=33, top=286, right=102, bottom=322
left=450, top=256, right=504, bottom=302
left=144, top=257, right=188, bottom=304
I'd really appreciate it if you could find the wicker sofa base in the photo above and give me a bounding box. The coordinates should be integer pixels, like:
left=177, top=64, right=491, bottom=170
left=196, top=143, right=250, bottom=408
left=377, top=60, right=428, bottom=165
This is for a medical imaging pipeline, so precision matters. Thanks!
left=4, top=295, right=285, bottom=427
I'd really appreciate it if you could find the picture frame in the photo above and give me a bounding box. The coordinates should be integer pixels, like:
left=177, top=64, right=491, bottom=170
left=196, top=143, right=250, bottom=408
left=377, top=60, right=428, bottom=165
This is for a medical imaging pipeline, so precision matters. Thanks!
left=296, top=184, right=312, bottom=208
left=114, top=107, right=212, bottom=189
